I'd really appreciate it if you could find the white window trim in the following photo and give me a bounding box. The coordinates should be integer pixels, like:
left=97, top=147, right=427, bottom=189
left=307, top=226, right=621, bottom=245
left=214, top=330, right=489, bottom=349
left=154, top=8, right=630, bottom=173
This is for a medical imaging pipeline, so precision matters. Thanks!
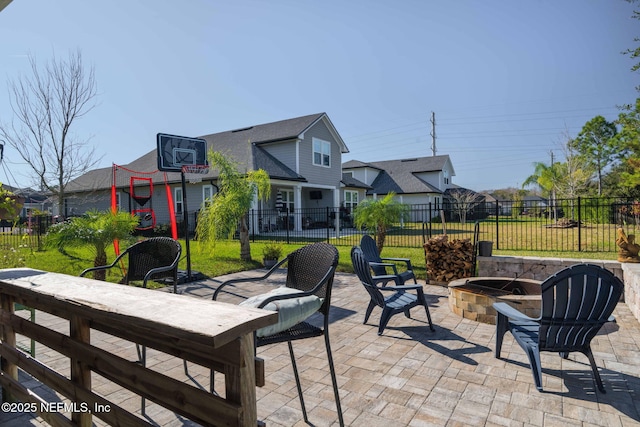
left=312, top=137, right=331, bottom=168
left=175, top=187, right=184, bottom=214
left=344, top=190, right=358, bottom=209
left=281, top=189, right=294, bottom=213
left=202, top=184, right=214, bottom=206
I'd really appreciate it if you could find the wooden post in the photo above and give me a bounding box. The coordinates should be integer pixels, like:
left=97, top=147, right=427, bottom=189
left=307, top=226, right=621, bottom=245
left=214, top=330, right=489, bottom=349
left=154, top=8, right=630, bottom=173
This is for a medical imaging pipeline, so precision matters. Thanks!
left=70, top=315, right=92, bottom=427
left=0, top=294, right=17, bottom=403
left=225, top=333, right=257, bottom=426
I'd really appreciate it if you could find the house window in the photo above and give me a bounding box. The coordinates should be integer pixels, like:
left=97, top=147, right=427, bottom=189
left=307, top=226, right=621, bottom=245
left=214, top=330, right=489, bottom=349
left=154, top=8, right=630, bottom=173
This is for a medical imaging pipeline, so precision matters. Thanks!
left=312, top=138, right=331, bottom=167
left=175, top=187, right=183, bottom=215
left=115, top=192, right=121, bottom=210
left=345, top=191, right=358, bottom=210
left=202, top=184, right=214, bottom=206
left=443, top=170, right=449, bottom=185
left=281, top=190, right=294, bottom=213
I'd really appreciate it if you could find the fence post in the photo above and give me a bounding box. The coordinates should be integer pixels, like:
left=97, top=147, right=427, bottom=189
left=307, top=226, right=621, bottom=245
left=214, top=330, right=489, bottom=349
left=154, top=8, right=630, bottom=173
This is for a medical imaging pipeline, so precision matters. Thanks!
left=250, top=210, right=255, bottom=242
left=326, top=207, right=330, bottom=243
left=577, top=197, right=582, bottom=252
left=495, top=200, right=499, bottom=250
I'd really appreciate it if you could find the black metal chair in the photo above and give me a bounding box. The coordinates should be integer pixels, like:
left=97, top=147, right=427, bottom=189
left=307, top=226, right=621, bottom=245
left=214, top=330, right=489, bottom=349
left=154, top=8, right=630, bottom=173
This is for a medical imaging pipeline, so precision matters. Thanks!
left=80, top=236, right=182, bottom=414
left=351, top=246, right=434, bottom=335
left=360, top=234, right=416, bottom=285
left=210, top=242, right=344, bottom=426
left=493, top=263, right=623, bottom=392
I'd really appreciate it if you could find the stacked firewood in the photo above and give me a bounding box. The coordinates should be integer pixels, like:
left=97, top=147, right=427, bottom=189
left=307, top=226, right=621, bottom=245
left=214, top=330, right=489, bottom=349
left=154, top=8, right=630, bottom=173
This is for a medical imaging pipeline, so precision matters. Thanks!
left=423, top=235, right=474, bottom=283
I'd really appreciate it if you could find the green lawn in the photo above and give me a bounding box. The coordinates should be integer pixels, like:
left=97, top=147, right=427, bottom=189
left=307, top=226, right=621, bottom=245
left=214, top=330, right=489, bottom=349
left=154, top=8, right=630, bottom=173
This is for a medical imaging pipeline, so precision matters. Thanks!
left=9, top=238, right=618, bottom=289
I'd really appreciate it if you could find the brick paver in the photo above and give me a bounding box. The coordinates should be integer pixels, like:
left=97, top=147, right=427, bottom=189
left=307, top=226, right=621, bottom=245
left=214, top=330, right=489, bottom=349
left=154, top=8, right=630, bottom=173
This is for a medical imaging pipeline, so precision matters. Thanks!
left=1, top=269, right=639, bottom=426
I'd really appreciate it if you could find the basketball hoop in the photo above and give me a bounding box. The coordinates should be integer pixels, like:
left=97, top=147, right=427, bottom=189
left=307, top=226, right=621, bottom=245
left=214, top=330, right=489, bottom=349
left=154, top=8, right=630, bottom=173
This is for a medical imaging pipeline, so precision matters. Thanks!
left=182, top=165, right=210, bottom=184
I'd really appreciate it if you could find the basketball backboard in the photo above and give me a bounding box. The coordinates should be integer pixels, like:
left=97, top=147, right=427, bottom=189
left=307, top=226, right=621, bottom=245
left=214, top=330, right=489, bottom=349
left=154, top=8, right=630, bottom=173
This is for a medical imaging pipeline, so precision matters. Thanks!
left=157, top=133, right=208, bottom=172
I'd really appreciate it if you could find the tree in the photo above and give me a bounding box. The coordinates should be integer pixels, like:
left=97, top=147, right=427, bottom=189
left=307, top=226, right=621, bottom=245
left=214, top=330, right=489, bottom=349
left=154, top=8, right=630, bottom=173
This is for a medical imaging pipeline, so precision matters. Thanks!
left=554, top=131, right=594, bottom=199
left=523, top=160, right=564, bottom=220
left=623, top=0, right=640, bottom=81
left=195, top=150, right=271, bottom=262
left=352, top=193, right=409, bottom=254
left=616, top=98, right=640, bottom=191
left=0, top=50, right=99, bottom=217
left=447, top=189, right=481, bottom=225
left=571, top=116, right=619, bottom=195
left=45, top=210, right=139, bottom=281
left=0, top=183, right=24, bottom=221
left=523, top=161, right=561, bottom=198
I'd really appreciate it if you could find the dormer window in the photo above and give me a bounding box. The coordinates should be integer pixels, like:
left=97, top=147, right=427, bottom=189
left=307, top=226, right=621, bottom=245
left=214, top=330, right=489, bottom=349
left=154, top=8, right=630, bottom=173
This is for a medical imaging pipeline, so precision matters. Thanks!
left=313, top=138, right=331, bottom=167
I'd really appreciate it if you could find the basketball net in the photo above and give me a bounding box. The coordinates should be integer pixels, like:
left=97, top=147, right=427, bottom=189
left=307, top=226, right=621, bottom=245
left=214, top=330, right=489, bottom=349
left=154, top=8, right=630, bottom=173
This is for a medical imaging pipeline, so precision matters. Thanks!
left=182, top=165, right=210, bottom=184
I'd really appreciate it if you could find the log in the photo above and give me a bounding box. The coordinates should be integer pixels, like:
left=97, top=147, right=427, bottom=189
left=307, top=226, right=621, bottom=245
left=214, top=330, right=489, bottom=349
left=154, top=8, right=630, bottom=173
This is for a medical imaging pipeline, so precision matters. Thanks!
left=423, top=235, right=474, bottom=284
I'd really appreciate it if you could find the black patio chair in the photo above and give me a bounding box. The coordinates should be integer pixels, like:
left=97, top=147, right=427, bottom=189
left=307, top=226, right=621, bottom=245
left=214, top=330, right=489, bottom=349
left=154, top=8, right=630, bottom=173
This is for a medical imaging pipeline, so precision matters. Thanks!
left=209, top=242, right=344, bottom=426
left=360, top=234, right=417, bottom=285
left=80, top=236, right=182, bottom=290
left=493, top=263, right=623, bottom=392
left=80, top=236, right=182, bottom=414
left=351, top=246, right=434, bottom=335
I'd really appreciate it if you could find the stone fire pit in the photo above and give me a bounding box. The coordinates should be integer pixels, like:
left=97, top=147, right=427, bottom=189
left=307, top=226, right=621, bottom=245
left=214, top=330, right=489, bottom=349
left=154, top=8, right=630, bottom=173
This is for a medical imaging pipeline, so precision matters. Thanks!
left=448, top=277, right=542, bottom=324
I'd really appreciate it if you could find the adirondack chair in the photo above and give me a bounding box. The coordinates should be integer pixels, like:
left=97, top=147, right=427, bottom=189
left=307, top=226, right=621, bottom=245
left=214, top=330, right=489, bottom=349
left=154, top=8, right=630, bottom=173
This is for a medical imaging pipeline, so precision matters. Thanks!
left=351, top=246, right=434, bottom=335
left=360, top=234, right=416, bottom=285
left=493, top=263, right=623, bottom=392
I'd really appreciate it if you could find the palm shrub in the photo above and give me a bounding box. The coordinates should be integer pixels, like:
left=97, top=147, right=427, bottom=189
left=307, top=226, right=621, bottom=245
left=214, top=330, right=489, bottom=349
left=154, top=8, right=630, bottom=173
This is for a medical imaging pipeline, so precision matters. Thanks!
left=195, top=149, right=271, bottom=261
left=352, top=193, right=410, bottom=254
left=45, top=209, right=139, bottom=280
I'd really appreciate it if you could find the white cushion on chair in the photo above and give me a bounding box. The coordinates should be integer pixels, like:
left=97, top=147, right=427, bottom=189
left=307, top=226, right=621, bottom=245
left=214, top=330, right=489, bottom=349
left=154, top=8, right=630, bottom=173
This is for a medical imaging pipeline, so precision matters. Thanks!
left=239, top=287, right=323, bottom=337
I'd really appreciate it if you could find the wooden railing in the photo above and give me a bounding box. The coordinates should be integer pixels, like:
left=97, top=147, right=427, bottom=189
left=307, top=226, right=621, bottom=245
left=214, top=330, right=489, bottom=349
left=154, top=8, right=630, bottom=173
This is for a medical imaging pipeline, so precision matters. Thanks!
left=0, top=268, right=278, bottom=427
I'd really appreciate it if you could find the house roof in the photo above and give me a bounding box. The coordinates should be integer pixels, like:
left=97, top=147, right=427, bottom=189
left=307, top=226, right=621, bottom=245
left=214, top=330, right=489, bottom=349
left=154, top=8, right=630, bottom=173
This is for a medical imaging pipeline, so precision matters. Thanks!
left=344, top=155, right=452, bottom=195
left=341, top=173, right=370, bottom=189
left=66, top=113, right=342, bottom=192
left=202, top=113, right=348, bottom=153
left=341, top=159, right=382, bottom=170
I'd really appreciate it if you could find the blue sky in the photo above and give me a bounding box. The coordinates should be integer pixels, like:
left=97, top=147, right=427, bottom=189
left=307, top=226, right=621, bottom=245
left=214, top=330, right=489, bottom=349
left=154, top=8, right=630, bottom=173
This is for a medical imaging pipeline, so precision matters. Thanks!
left=1, top=0, right=638, bottom=191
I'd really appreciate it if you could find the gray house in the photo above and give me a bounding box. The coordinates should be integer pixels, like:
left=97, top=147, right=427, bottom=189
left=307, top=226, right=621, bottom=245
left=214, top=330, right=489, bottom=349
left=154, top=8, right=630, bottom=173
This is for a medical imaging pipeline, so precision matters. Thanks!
left=64, top=113, right=355, bottom=232
left=342, top=155, right=457, bottom=222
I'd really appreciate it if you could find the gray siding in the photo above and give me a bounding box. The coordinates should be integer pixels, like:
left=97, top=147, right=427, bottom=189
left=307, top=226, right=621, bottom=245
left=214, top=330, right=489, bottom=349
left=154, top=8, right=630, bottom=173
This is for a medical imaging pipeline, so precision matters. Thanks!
left=261, top=140, right=297, bottom=172
left=63, top=184, right=210, bottom=230
left=65, top=191, right=111, bottom=216
left=298, top=121, right=342, bottom=188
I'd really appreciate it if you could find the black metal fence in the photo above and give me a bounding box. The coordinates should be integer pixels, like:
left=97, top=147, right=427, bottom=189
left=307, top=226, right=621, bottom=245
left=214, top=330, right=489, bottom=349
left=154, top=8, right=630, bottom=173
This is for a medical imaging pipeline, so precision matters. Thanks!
left=247, top=197, right=639, bottom=252
left=3, top=197, right=638, bottom=253
left=0, top=215, right=53, bottom=251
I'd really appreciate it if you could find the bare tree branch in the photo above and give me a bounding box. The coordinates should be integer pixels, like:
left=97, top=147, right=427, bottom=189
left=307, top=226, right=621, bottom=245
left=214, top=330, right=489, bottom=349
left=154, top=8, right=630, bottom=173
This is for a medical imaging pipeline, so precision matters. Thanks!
left=0, top=49, right=100, bottom=216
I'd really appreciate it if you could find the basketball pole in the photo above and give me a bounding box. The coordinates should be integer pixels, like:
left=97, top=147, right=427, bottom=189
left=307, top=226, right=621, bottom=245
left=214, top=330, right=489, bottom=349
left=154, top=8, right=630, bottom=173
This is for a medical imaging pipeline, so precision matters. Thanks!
left=181, top=170, right=193, bottom=282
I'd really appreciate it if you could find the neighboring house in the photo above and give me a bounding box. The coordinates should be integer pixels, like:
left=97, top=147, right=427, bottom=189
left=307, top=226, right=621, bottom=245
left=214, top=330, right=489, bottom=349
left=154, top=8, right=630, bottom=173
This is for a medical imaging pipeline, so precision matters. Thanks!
left=342, top=155, right=456, bottom=222
left=481, top=192, right=506, bottom=216
left=521, top=195, right=549, bottom=215
left=64, top=113, right=353, bottom=232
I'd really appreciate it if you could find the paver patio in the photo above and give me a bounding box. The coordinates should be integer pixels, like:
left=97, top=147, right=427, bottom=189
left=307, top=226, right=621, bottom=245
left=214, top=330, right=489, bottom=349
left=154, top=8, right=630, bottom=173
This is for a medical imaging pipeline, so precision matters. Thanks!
left=1, top=269, right=639, bottom=426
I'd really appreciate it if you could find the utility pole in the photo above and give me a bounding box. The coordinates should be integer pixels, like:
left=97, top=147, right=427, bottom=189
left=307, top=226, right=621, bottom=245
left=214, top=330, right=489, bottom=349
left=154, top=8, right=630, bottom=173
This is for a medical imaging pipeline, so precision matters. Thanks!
left=549, top=150, right=556, bottom=222
left=430, top=111, right=436, bottom=156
